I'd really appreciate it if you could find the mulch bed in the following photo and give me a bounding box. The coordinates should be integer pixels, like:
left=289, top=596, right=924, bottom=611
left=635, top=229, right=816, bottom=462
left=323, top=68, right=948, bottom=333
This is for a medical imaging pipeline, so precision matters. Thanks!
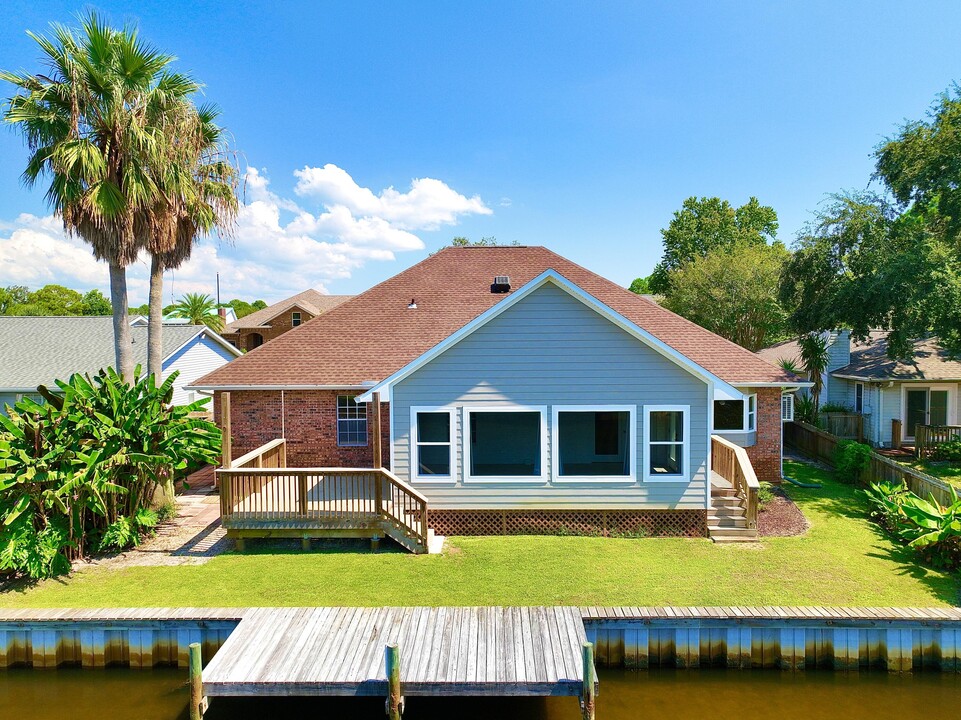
left=757, top=486, right=809, bottom=537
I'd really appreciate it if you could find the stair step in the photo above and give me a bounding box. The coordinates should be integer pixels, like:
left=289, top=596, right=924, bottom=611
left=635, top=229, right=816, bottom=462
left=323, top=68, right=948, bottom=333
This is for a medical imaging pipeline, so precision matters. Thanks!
left=711, top=496, right=744, bottom=506
left=708, top=525, right=757, bottom=539
left=708, top=506, right=746, bottom=517
left=708, top=517, right=748, bottom=528
left=712, top=489, right=738, bottom=498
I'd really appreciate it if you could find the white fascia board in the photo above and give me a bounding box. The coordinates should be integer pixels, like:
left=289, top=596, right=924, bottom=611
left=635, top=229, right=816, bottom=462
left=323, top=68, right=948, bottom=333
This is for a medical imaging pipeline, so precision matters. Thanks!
left=356, top=269, right=742, bottom=403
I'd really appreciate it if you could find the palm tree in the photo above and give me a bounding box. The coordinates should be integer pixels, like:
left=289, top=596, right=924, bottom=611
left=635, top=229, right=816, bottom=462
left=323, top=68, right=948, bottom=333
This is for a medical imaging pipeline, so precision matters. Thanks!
left=1, top=13, right=193, bottom=379
left=777, top=357, right=801, bottom=374
left=798, top=333, right=830, bottom=413
left=143, top=104, right=238, bottom=379
left=169, top=292, right=224, bottom=332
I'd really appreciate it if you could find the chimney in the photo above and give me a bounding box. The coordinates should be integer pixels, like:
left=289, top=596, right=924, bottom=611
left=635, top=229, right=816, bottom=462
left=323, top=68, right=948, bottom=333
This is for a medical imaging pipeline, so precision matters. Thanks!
left=218, top=307, right=227, bottom=321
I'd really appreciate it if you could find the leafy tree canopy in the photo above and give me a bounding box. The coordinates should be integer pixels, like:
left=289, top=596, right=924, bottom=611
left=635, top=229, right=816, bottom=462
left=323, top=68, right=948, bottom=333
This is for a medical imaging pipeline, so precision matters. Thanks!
left=662, top=241, right=791, bottom=351
left=649, top=196, right=778, bottom=293
left=448, top=236, right=519, bottom=247
left=781, top=87, right=961, bottom=359
left=0, top=284, right=112, bottom=316
left=628, top=276, right=652, bottom=295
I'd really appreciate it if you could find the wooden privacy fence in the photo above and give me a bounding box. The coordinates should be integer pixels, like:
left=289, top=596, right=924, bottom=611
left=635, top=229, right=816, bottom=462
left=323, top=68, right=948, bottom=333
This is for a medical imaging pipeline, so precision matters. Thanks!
left=711, top=435, right=758, bottom=530
left=916, top=425, right=961, bottom=459
left=822, top=412, right=864, bottom=441
left=785, top=421, right=955, bottom=506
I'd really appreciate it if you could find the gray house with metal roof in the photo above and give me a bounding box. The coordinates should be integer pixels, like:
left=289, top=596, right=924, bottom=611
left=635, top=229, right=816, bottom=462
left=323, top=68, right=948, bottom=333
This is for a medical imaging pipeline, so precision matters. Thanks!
left=0, top=316, right=241, bottom=412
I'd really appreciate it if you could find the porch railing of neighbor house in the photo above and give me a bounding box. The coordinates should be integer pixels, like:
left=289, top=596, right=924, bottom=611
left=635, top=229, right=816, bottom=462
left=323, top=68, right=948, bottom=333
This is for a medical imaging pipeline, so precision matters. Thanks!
left=785, top=421, right=955, bottom=507
left=710, top=435, right=759, bottom=530
left=821, top=412, right=865, bottom=441
left=915, top=425, right=961, bottom=459
left=216, top=439, right=430, bottom=552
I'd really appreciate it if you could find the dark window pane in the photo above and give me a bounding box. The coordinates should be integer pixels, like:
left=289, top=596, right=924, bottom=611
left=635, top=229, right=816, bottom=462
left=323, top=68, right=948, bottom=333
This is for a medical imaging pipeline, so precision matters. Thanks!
left=469, top=412, right=541, bottom=476
left=650, top=410, right=683, bottom=442
left=713, top=400, right=744, bottom=431
left=650, top=443, right=683, bottom=475
left=557, top=411, right=630, bottom=477
left=417, top=412, right=450, bottom=443
left=418, top=445, right=450, bottom=476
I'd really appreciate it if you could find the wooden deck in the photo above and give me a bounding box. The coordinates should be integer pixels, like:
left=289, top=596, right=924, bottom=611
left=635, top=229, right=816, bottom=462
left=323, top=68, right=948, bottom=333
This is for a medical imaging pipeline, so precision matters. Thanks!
left=201, top=606, right=590, bottom=697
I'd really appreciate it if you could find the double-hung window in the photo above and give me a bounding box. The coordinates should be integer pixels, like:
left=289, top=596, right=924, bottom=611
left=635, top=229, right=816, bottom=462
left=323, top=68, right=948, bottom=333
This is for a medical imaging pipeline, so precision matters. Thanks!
left=644, top=405, right=689, bottom=482
left=552, top=405, right=635, bottom=481
left=411, top=408, right=454, bottom=480
left=336, top=395, right=367, bottom=446
left=291, top=311, right=302, bottom=327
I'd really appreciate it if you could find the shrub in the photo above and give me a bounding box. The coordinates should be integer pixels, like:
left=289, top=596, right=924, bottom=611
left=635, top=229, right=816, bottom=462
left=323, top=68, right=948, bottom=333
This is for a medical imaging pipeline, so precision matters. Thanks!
left=794, top=394, right=818, bottom=425
left=834, top=440, right=873, bottom=484
left=930, top=439, right=961, bottom=462
left=863, top=481, right=961, bottom=569
left=758, top=482, right=776, bottom=509
left=0, top=367, right=220, bottom=579
left=820, top=402, right=854, bottom=413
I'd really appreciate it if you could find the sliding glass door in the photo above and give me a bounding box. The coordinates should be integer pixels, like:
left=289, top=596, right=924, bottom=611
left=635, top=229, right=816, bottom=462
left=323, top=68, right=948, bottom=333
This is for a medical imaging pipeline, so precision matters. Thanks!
left=904, top=386, right=952, bottom=440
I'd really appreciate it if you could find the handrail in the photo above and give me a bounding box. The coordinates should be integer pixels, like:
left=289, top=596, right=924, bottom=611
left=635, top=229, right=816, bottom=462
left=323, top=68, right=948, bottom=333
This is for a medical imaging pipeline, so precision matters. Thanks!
left=711, top=435, right=759, bottom=530
left=229, top=438, right=287, bottom=469
left=916, top=424, right=961, bottom=459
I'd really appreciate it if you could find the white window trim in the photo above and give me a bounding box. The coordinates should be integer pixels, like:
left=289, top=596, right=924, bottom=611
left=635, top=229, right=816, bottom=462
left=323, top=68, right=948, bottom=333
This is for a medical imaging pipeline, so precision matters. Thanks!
left=781, top=393, right=795, bottom=422
left=409, top=406, right=457, bottom=484
left=336, top=394, right=368, bottom=447
left=643, top=404, right=691, bottom=484
left=712, top=394, right=756, bottom=434
left=462, top=406, right=549, bottom=484
left=900, top=383, right=958, bottom=440
left=550, top=405, right=637, bottom=484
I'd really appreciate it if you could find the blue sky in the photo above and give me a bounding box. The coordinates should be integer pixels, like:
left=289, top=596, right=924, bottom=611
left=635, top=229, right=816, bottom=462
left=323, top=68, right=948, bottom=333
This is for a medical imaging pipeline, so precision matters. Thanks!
left=1, top=1, right=960, bottom=304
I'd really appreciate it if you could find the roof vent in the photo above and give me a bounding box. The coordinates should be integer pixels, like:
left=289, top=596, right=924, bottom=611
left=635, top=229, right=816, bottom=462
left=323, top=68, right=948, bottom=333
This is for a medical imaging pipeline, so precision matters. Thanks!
left=407, top=298, right=417, bottom=309
left=491, top=275, right=511, bottom=293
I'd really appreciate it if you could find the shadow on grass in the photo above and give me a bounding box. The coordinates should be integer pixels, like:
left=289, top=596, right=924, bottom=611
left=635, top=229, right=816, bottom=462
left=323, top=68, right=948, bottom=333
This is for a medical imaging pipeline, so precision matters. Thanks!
left=864, top=541, right=961, bottom=606
left=229, top=537, right=408, bottom=557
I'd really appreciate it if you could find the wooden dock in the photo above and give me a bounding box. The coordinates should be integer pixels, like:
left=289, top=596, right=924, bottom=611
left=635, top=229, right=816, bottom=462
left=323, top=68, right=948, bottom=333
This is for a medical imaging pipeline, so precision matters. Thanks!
left=201, top=606, right=591, bottom=698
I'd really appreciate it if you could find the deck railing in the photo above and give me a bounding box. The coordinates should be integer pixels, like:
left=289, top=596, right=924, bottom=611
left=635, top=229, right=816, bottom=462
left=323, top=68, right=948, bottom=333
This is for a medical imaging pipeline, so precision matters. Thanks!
left=216, top=442, right=429, bottom=551
left=711, top=435, right=759, bottom=530
left=915, top=425, right=961, bottom=459
left=785, top=420, right=955, bottom=507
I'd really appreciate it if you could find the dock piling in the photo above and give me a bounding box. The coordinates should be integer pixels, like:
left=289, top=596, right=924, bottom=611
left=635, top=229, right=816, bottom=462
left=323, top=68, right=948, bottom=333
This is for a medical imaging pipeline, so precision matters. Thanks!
left=581, top=641, right=597, bottom=720
left=385, top=642, right=403, bottom=719
left=188, top=641, right=206, bottom=720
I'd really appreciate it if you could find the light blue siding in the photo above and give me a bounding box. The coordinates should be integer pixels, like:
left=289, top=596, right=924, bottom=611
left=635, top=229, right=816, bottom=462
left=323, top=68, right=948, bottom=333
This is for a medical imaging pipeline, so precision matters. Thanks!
left=391, top=282, right=709, bottom=510
left=161, top=333, right=238, bottom=406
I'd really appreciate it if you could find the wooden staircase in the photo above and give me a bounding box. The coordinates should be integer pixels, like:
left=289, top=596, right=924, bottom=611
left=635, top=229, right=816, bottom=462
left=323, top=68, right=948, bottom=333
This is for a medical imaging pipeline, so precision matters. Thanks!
left=708, top=478, right=757, bottom=542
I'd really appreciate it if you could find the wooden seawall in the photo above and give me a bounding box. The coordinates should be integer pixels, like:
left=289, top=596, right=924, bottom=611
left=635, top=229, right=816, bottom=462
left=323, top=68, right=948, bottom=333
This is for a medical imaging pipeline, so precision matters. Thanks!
left=583, top=607, right=961, bottom=672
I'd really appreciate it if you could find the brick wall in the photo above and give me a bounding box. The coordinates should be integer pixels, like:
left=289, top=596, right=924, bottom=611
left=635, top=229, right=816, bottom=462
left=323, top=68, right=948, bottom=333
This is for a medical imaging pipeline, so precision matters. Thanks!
left=223, top=304, right=316, bottom=350
left=744, top=387, right=783, bottom=482
left=214, top=389, right=389, bottom=468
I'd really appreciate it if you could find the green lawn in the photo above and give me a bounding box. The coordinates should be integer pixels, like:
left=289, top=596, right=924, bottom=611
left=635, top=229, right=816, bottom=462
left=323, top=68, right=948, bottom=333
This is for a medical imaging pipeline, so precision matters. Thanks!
left=1, top=461, right=958, bottom=608
left=899, top=458, right=961, bottom=490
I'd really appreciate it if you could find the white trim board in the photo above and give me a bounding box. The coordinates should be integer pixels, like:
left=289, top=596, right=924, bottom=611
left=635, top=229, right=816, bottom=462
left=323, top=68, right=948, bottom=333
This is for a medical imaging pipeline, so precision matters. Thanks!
left=357, top=270, right=743, bottom=403
left=642, top=404, right=692, bottom=484
left=409, top=406, right=457, bottom=484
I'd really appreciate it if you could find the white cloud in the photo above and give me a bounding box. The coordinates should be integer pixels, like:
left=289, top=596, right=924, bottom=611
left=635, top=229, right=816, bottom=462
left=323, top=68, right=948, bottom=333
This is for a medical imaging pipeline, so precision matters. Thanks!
left=293, top=164, right=492, bottom=230
left=0, top=164, right=492, bottom=304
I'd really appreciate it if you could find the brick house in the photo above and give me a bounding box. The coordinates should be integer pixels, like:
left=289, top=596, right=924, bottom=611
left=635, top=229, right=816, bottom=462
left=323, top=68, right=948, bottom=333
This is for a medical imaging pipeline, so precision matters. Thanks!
left=221, top=289, right=352, bottom=351
left=192, top=247, right=806, bottom=546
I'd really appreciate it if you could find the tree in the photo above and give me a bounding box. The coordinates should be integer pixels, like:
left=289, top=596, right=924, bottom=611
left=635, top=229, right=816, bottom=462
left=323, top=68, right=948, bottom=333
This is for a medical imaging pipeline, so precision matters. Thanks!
left=661, top=241, right=790, bottom=351
left=649, top=196, right=778, bottom=293
left=628, top=276, right=652, bottom=295
left=2, top=13, right=192, bottom=380
left=81, top=289, right=111, bottom=315
left=0, top=286, right=29, bottom=313
left=26, top=284, right=84, bottom=314
left=447, top=236, right=518, bottom=247
left=142, top=103, right=238, bottom=379
left=781, top=88, right=961, bottom=359
left=169, top=292, right=224, bottom=331
left=798, top=333, right=830, bottom=413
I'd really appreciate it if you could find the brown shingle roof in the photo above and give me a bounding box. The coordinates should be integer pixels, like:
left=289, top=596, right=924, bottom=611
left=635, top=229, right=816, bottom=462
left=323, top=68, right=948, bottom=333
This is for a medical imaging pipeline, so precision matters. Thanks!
left=833, top=331, right=961, bottom=381
left=195, top=246, right=800, bottom=388
left=224, top=289, right=352, bottom=331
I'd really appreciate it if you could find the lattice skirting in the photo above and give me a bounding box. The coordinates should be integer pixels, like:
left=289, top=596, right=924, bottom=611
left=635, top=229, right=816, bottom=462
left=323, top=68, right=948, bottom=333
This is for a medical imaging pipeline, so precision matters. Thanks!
left=428, top=509, right=708, bottom=538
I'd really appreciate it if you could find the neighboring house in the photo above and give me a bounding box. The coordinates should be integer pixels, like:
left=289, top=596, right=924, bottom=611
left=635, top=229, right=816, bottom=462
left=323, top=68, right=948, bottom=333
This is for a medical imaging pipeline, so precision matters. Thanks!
left=192, top=247, right=804, bottom=540
left=131, top=307, right=239, bottom=328
left=0, top=316, right=241, bottom=411
left=758, top=331, right=961, bottom=447
left=221, top=290, right=352, bottom=351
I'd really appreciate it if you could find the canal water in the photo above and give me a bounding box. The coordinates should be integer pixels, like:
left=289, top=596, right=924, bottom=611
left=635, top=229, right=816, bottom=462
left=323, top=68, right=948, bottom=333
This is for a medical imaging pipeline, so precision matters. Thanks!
left=2, top=667, right=956, bottom=719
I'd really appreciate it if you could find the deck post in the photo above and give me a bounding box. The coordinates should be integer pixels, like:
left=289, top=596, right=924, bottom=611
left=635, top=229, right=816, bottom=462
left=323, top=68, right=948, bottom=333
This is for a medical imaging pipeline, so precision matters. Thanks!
left=372, top=392, right=383, bottom=469
left=581, top=641, right=596, bottom=720
left=188, top=641, right=206, bottom=720
left=220, top=392, right=232, bottom=469
left=385, top=642, right=403, bottom=719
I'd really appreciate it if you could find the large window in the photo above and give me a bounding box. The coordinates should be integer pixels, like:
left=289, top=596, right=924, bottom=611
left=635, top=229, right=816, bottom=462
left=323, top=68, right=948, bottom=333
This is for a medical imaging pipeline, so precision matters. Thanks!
left=411, top=408, right=454, bottom=480
left=553, top=406, right=635, bottom=481
left=712, top=395, right=756, bottom=432
left=644, top=405, right=689, bottom=481
left=465, top=408, right=546, bottom=481
left=337, top=395, right=367, bottom=446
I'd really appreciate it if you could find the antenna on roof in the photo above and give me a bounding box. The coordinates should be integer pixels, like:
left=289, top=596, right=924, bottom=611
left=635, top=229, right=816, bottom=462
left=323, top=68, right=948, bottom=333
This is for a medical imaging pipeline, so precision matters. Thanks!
left=216, top=272, right=221, bottom=305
